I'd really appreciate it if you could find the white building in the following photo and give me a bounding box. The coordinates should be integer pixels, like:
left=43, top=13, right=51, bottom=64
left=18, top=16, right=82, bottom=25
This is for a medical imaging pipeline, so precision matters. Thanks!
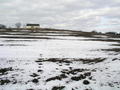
left=26, top=24, right=40, bottom=29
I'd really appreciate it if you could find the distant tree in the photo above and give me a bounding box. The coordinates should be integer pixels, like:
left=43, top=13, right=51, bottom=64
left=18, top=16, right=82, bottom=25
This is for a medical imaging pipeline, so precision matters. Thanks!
left=0, top=24, right=6, bottom=29
left=106, top=32, right=117, bottom=35
left=15, top=22, right=21, bottom=28
left=105, top=32, right=120, bottom=38
left=91, top=30, right=97, bottom=33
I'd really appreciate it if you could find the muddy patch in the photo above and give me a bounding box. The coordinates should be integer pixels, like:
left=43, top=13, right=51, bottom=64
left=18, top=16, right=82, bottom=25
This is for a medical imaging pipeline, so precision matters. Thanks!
left=27, top=89, right=34, bottom=90
left=74, top=58, right=106, bottom=64
left=30, top=73, right=39, bottom=77
left=111, top=43, right=120, bottom=46
left=31, top=78, right=39, bottom=83
left=36, top=58, right=71, bottom=64
left=83, top=80, right=90, bottom=85
left=71, top=74, right=86, bottom=81
left=101, top=48, right=120, bottom=52
left=46, top=74, right=67, bottom=82
left=100, top=81, right=120, bottom=88
left=61, top=68, right=88, bottom=75
left=0, top=44, right=27, bottom=46
left=36, top=58, right=106, bottom=65
left=52, top=86, right=65, bottom=90
left=0, top=78, right=17, bottom=85
left=0, top=67, right=13, bottom=75
left=0, top=78, right=11, bottom=85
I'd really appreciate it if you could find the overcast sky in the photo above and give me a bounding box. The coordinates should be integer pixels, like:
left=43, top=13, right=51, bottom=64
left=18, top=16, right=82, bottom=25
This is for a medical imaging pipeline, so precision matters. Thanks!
left=0, top=0, right=120, bottom=32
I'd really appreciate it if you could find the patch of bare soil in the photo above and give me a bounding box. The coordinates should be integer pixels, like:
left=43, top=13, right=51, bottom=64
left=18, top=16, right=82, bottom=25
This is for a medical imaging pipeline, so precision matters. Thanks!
left=45, top=67, right=96, bottom=85
left=74, top=58, right=106, bottom=64
left=36, top=58, right=71, bottom=63
left=36, top=58, right=106, bottom=65
left=0, top=44, right=27, bottom=46
left=46, top=74, right=67, bottom=82
left=61, top=68, right=88, bottom=75
left=52, top=86, right=65, bottom=90
left=0, top=78, right=17, bottom=85
left=111, top=43, right=120, bottom=46
left=86, top=38, right=120, bottom=43
left=30, top=73, right=39, bottom=77
left=101, top=48, right=120, bottom=52
left=0, top=79, right=11, bottom=85
left=0, top=67, right=13, bottom=75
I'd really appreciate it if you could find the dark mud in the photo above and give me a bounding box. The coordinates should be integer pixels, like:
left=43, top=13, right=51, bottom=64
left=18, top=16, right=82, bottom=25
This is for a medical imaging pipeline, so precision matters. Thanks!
left=27, top=89, right=34, bottom=90
left=61, top=68, right=88, bottom=75
left=0, top=79, right=11, bottom=85
left=3, top=39, right=37, bottom=42
left=0, top=78, right=17, bottom=85
left=36, top=58, right=71, bottom=63
left=0, top=67, right=13, bottom=75
left=86, top=38, right=120, bottom=43
left=74, top=58, right=106, bottom=64
left=101, top=48, right=120, bottom=52
left=36, top=58, right=106, bottom=65
left=0, top=44, right=27, bottom=46
left=31, top=79, right=39, bottom=83
left=83, top=80, right=90, bottom=85
left=71, top=74, right=86, bottom=81
left=30, top=73, right=39, bottom=77
left=46, top=74, right=67, bottom=82
left=0, top=36, right=51, bottom=39
left=111, top=43, right=120, bottom=46
left=52, top=86, right=65, bottom=90
left=100, top=81, right=120, bottom=88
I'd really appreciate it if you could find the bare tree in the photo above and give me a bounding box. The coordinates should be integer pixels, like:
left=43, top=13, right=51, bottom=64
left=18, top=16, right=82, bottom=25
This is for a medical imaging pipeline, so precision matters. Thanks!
left=0, top=24, right=6, bottom=29
left=15, top=22, right=21, bottom=28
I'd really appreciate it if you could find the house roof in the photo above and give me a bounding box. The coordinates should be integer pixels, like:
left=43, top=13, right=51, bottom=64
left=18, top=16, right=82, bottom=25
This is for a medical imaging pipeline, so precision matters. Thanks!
left=26, top=24, right=40, bottom=26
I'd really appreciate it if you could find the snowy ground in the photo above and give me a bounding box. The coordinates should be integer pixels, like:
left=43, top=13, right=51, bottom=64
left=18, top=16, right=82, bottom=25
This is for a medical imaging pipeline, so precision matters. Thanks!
left=0, top=35, right=120, bottom=90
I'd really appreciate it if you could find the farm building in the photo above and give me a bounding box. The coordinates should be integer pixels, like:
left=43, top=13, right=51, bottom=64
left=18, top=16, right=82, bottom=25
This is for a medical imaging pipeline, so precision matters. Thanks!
left=26, top=24, right=40, bottom=29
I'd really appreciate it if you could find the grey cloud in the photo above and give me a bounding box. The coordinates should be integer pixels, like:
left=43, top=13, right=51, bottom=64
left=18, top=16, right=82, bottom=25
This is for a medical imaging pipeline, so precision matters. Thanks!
left=0, top=0, right=120, bottom=32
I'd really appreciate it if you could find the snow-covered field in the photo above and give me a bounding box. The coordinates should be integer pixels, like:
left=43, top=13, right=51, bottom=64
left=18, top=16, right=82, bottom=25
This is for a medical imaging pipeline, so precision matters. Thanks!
left=0, top=35, right=120, bottom=90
